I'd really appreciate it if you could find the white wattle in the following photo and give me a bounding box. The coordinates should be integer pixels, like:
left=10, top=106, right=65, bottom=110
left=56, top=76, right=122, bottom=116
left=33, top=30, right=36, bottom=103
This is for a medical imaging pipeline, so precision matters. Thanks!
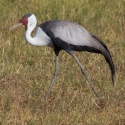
left=25, top=16, right=54, bottom=48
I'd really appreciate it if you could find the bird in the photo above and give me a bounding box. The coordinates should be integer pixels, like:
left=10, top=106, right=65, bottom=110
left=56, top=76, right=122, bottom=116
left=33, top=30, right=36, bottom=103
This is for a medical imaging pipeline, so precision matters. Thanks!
left=10, top=13, right=115, bottom=99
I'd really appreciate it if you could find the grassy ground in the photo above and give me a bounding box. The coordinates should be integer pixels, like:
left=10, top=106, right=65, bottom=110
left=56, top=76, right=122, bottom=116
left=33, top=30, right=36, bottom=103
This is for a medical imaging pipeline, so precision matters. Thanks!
left=0, top=0, right=125, bottom=124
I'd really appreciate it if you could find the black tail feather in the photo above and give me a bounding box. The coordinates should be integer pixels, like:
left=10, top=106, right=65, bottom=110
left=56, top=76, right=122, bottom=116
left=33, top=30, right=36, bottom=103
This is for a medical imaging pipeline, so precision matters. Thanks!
left=70, top=34, right=115, bottom=84
left=91, top=34, right=115, bottom=84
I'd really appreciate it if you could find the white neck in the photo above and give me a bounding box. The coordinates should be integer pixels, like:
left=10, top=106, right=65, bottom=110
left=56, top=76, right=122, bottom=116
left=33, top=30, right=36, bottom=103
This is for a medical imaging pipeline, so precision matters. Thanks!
left=25, top=23, right=53, bottom=47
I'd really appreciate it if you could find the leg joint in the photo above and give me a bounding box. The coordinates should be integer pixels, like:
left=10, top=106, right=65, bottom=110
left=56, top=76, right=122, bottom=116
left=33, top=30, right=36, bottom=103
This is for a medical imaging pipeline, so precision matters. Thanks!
left=54, top=70, right=58, bottom=76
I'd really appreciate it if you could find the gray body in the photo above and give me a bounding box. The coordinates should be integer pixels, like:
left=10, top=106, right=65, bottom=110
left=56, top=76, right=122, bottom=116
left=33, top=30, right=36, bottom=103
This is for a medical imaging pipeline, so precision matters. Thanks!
left=39, top=20, right=114, bottom=81
left=39, top=20, right=115, bottom=99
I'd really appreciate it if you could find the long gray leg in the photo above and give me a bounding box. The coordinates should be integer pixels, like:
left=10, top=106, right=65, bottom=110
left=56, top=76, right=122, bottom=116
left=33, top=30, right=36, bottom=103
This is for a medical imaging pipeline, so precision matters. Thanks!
left=44, top=50, right=59, bottom=100
left=67, top=51, right=99, bottom=97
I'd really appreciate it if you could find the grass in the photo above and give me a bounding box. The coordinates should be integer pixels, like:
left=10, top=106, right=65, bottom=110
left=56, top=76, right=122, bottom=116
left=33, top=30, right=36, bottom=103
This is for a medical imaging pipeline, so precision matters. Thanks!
left=0, top=0, right=125, bottom=124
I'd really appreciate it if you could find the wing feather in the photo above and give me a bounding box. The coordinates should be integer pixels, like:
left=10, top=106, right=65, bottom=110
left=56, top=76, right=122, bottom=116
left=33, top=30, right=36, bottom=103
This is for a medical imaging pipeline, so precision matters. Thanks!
left=39, top=20, right=93, bottom=46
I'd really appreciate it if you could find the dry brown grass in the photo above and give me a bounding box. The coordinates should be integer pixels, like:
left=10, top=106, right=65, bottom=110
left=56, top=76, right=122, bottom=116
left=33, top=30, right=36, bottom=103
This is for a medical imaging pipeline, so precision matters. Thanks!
left=0, top=0, right=125, bottom=124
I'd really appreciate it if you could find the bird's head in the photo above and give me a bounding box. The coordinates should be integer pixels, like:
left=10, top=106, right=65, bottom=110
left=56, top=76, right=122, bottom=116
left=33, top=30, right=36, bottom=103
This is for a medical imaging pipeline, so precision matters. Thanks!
left=10, top=13, right=37, bottom=30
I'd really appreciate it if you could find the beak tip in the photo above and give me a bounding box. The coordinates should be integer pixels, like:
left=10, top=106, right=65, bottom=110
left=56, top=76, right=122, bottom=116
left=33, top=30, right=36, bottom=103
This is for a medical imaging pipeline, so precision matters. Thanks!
left=9, top=28, right=12, bottom=31
left=9, top=22, right=22, bottom=31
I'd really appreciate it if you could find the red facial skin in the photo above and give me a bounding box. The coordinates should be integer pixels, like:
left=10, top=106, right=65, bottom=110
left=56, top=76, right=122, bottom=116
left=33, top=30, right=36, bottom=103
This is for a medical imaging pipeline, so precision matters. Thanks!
left=19, top=17, right=28, bottom=30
